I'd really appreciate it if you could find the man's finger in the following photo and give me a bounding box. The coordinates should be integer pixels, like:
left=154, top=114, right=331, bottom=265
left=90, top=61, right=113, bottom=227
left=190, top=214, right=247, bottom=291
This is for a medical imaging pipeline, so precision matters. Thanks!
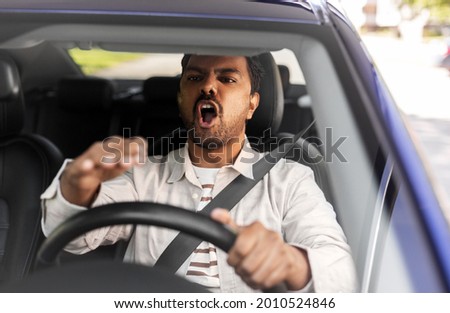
left=80, top=158, right=94, bottom=171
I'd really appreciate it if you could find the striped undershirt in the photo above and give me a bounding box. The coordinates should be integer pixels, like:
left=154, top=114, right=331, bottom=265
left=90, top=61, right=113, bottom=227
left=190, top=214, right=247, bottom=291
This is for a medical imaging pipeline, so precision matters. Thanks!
left=187, top=166, right=220, bottom=289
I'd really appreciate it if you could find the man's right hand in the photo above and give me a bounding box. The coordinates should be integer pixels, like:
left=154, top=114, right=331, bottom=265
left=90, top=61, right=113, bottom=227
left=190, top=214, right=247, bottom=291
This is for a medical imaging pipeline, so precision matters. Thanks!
left=60, top=136, right=147, bottom=207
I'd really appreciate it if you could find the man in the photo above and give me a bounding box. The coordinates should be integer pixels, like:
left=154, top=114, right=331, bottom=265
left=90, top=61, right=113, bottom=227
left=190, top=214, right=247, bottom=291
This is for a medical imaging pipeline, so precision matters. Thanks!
left=41, top=54, right=358, bottom=292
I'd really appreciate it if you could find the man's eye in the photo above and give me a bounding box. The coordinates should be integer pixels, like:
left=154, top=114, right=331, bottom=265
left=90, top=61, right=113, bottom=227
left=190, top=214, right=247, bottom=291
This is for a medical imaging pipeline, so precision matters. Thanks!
left=220, top=77, right=236, bottom=83
left=187, top=76, right=201, bottom=81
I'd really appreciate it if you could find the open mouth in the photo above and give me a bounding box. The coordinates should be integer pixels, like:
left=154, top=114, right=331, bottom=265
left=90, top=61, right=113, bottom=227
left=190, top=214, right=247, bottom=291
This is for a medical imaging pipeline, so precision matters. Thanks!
left=197, top=101, right=218, bottom=128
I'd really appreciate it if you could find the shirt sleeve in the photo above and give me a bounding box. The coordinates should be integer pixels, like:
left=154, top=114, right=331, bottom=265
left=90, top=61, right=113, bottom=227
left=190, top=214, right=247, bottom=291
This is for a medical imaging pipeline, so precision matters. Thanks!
left=283, top=166, right=359, bottom=293
left=40, top=159, right=81, bottom=236
left=40, top=160, right=136, bottom=254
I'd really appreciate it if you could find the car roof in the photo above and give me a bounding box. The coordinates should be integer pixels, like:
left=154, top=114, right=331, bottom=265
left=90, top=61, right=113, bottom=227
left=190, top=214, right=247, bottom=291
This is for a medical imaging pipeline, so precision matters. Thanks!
left=0, top=0, right=320, bottom=23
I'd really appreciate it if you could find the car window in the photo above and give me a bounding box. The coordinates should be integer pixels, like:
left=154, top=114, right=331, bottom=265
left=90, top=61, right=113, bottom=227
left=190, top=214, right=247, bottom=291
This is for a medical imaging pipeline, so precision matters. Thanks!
left=68, top=48, right=306, bottom=84
left=67, top=39, right=384, bottom=287
left=271, top=49, right=305, bottom=84
left=68, top=48, right=183, bottom=79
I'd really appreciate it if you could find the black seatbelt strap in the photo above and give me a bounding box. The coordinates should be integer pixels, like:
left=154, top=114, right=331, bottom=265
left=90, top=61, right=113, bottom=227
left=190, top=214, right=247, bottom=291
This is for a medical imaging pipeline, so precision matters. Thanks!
left=154, top=124, right=313, bottom=273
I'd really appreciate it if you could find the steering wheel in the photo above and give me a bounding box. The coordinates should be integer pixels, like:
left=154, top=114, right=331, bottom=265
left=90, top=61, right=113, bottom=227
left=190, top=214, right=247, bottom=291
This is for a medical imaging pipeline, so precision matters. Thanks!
left=25, top=202, right=285, bottom=292
left=36, top=202, right=235, bottom=266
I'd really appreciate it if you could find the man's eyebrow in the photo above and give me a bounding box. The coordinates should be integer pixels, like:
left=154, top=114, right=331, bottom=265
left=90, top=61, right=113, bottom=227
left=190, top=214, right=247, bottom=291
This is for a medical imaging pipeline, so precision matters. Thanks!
left=185, top=66, right=242, bottom=77
left=216, top=68, right=242, bottom=77
left=185, top=65, right=204, bottom=73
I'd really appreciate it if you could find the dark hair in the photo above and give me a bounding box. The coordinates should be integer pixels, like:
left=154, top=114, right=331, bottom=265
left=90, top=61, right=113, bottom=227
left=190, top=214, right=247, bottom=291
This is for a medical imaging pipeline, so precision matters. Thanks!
left=181, top=54, right=264, bottom=94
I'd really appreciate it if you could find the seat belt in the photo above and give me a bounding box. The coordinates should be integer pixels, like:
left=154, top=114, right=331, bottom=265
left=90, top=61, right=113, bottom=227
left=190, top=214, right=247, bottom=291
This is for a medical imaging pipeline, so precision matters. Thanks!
left=154, top=123, right=313, bottom=273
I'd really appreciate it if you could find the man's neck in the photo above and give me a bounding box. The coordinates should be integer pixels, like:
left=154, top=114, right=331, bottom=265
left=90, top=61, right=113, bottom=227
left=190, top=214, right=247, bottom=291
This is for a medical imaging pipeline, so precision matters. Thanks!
left=188, top=134, right=245, bottom=168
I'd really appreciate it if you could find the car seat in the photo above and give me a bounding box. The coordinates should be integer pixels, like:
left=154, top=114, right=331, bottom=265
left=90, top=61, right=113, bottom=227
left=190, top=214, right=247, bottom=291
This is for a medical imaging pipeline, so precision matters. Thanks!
left=35, top=77, right=116, bottom=158
left=0, top=54, right=63, bottom=283
left=140, top=76, right=183, bottom=141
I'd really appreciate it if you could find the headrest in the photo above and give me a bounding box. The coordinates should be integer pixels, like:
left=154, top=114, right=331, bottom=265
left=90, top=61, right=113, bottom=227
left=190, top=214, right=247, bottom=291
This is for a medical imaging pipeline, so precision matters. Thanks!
left=0, top=55, right=25, bottom=136
left=57, top=77, right=115, bottom=112
left=277, top=65, right=290, bottom=95
left=246, top=53, right=284, bottom=141
left=143, top=76, right=180, bottom=105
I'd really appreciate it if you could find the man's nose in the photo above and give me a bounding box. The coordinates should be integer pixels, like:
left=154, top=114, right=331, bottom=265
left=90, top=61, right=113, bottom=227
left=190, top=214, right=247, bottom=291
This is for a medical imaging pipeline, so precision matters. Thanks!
left=200, top=76, right=217, bottom=97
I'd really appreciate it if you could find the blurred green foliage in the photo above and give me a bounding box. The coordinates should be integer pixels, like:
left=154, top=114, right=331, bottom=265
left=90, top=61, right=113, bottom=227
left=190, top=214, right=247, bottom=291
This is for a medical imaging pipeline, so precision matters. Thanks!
left=402, top=0, right=450, bottom=23
left=68, top=48, right=145, bottom=75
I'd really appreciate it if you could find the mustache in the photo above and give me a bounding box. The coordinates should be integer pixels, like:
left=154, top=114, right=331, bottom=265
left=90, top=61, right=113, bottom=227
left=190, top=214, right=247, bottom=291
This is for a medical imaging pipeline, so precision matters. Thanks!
left=193, top=94, right=222, bottom=115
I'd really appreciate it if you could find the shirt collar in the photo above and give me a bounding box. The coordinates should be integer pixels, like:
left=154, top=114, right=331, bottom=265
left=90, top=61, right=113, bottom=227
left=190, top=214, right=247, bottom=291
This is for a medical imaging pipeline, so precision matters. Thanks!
left=166, top=137, right=262, bottom=183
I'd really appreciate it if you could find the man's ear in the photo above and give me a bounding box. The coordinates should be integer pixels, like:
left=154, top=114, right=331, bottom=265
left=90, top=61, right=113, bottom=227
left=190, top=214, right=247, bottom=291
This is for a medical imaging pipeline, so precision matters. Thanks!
left=246, top=92, right=260, bottom=120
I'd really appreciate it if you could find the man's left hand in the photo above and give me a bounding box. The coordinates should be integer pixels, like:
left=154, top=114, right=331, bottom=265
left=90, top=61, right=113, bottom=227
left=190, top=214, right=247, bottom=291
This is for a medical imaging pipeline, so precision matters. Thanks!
left=211, top=208, right=311, bottom=291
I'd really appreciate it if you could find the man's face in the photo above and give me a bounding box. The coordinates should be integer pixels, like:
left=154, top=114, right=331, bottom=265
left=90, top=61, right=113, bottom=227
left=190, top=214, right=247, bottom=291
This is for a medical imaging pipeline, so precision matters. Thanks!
left=178, top=55, right=259, bottom=149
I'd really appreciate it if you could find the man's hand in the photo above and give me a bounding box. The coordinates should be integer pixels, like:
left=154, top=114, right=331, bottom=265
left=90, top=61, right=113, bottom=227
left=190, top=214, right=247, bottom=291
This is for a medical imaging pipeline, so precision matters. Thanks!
left=211, top=208, right=311, bottom=291
left=60, top=136, right=147, bottom=207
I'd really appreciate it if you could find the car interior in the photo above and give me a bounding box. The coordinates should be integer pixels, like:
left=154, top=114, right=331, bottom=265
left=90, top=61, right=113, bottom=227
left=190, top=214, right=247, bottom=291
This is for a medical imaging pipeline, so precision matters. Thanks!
left=0, top=40, right=331, bottom=279
left=0, top=17, right=419, bottom=291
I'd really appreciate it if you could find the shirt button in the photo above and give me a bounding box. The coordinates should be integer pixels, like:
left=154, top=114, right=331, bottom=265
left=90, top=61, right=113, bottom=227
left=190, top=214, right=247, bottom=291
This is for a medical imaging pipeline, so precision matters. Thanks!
left=192, top=193, right=199, bottom=199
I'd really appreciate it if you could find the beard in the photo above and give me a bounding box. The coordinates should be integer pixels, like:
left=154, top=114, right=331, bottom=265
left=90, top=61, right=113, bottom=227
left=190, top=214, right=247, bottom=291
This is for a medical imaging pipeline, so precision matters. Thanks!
left=187, top=118, right=246, bottom=150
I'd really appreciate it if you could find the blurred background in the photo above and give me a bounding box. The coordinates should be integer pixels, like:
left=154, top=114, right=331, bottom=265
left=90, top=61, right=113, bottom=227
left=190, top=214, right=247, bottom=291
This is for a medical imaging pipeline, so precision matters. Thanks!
left=340, top=0, right=450, bottom=209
